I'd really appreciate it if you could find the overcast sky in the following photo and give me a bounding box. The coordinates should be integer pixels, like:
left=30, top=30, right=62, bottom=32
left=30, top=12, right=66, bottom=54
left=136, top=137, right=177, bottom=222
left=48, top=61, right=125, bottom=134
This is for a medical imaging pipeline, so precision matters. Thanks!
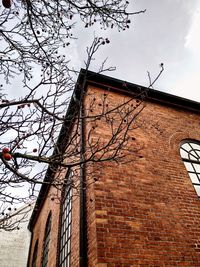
left=6, top=1, right=200, bottom=103
left=72, top=0, right=200, bottom=102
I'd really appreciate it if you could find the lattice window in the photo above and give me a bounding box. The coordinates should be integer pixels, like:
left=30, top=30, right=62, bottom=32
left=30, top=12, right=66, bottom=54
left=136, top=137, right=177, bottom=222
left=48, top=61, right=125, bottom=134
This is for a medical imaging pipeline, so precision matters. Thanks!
left=180, top=140, right=200, bottom=197
left=42, top=211, right=52, bottom=267
left=59, top=171, right=72, bottom=267
left=32, top=240, right=38, bottom=267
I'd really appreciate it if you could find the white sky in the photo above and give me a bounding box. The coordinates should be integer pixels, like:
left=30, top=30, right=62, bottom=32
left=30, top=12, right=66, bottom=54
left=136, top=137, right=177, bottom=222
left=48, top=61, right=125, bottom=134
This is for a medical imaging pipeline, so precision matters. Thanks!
left=73, top=0, right=200, bottom=102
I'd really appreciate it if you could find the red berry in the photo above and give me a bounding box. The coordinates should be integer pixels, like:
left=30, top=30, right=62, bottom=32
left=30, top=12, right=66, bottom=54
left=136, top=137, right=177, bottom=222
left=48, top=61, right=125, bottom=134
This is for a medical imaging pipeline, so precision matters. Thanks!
left=3, top=153, right=12, bottom=161
left=2, top=147, right=10, bottom=154
left=33, top=148, right=37, bottom=153
left=2, top=0, right=11, bottom=8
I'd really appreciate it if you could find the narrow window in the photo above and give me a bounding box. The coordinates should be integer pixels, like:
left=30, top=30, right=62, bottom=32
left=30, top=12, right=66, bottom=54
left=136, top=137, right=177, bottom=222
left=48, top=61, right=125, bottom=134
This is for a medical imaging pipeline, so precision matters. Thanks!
left=59, top=170, right=72, bottom=267
left=32, top=240, right=38, bottom=267
left=42, top=211, right=52, bottom=267
left=180, top=140, right=200, bottom=196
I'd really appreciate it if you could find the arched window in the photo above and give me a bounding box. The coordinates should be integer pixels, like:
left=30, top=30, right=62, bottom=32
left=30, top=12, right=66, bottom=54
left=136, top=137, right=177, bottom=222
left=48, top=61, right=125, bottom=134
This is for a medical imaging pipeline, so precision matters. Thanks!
left=180, top=140, right=200, bottom=197
left=59, top=170, right=72, bottom=267
left=32, top=240, right=38, bottom=267
left=42, top=211, right=52, bottom=267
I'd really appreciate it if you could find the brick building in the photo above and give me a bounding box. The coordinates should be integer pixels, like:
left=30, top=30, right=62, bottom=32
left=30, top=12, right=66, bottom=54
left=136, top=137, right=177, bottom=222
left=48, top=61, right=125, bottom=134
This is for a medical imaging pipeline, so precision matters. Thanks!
left=28, top=70, right=200, bottom=267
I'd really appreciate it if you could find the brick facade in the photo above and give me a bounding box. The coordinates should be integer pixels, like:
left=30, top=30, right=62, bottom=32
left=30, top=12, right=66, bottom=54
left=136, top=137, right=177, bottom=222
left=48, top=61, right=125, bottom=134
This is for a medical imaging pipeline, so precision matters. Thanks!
left=28, top=185, right=61, bottom=267
left=28, top=172, right=80, bottom=267
left=85, top=85, right=200, bottom=266
left=28, top=71, right=200, bottom=266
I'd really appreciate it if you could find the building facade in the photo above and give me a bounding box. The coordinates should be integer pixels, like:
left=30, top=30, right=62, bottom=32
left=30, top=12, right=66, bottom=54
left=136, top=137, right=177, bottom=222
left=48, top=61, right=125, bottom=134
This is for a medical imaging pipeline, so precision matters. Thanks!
left=28, top=70, right=200, bottom=267
left=0, top=204, right=32, bottom=267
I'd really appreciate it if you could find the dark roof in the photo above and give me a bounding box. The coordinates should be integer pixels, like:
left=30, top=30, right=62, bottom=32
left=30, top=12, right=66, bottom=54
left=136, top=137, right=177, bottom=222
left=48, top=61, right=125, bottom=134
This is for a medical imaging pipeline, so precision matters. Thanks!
left=28, top=69, right=200, bottom=230
left=82, top=69, right=200, bottom=113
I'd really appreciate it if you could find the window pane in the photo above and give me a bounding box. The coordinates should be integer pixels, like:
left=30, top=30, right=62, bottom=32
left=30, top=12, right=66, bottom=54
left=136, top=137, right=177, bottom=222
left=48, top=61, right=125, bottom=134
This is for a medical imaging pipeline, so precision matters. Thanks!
left=67, top=256, right=70, bottom=267
left=189, top=173, right=200, bottom=184
left=42, top=212, right=52, bottom=267
left=180, top=149, right=188, bottom=159
left=184, top=162, right=194, bottom=172
left=181, top=143, right=191, bottom=151
left=194, top=185, right=200, bottom=196
left=59, top=170, right=72, bottom=267
left=190, top=143, right=200, bottom=150
left=192, top=163, right=200, bottom=173
left=189, top=152, right=198, bottom=161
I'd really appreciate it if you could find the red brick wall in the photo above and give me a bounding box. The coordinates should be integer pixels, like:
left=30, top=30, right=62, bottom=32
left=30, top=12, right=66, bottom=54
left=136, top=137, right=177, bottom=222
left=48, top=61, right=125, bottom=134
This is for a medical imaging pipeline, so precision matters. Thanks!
left=29, top=83, right=200, bottom=267
left=84, top=85, right=200, bottom=266
left=28, top=185, right=61, bottom=267
left=29, top=178, right=80, bottom=267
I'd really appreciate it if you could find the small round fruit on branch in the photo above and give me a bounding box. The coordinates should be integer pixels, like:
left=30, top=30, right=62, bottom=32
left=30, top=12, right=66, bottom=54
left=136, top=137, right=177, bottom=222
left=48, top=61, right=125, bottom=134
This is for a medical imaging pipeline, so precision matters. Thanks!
left=3, top=153, right=12, bottom=161
left=2, top=0, right=11, bottom=8
left=2, top=147, right=10, bottom=154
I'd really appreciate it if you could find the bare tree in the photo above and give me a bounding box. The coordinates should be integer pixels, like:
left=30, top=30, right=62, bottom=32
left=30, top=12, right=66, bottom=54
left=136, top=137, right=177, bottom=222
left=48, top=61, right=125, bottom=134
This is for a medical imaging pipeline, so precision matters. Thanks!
left=0, top=201, right=32, bottom=231
left=0, top=0, right=155, bottom=230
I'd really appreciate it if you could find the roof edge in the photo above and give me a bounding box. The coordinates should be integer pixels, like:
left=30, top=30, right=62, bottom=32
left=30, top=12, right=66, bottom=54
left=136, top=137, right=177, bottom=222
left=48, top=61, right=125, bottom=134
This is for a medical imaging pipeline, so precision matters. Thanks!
left=80, top=69, right=200, bottom=114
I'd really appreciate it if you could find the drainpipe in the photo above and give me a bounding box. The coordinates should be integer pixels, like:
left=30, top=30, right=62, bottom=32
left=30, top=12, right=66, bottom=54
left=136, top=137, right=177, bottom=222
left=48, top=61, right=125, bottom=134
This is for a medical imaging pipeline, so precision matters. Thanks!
left=79, top=82, right=88, bottom=267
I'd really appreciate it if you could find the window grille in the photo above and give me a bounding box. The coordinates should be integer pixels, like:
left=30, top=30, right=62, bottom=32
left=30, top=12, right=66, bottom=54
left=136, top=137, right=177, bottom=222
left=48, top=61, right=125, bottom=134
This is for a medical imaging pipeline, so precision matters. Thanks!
left=42, top=212, right=52, bottom=267
left=59, top=171, right=72, bottom=267
left=180, top=141, right=200, bottom=196
left=32, top=240, right=38, bottom=267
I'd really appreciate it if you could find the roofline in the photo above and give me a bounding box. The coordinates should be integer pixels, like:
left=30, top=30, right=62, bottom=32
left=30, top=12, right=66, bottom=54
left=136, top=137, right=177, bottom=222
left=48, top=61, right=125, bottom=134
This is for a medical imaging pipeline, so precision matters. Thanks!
left=28, top=69, right=200, bottom=230
left=80, top=69, right=200, bottom=114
